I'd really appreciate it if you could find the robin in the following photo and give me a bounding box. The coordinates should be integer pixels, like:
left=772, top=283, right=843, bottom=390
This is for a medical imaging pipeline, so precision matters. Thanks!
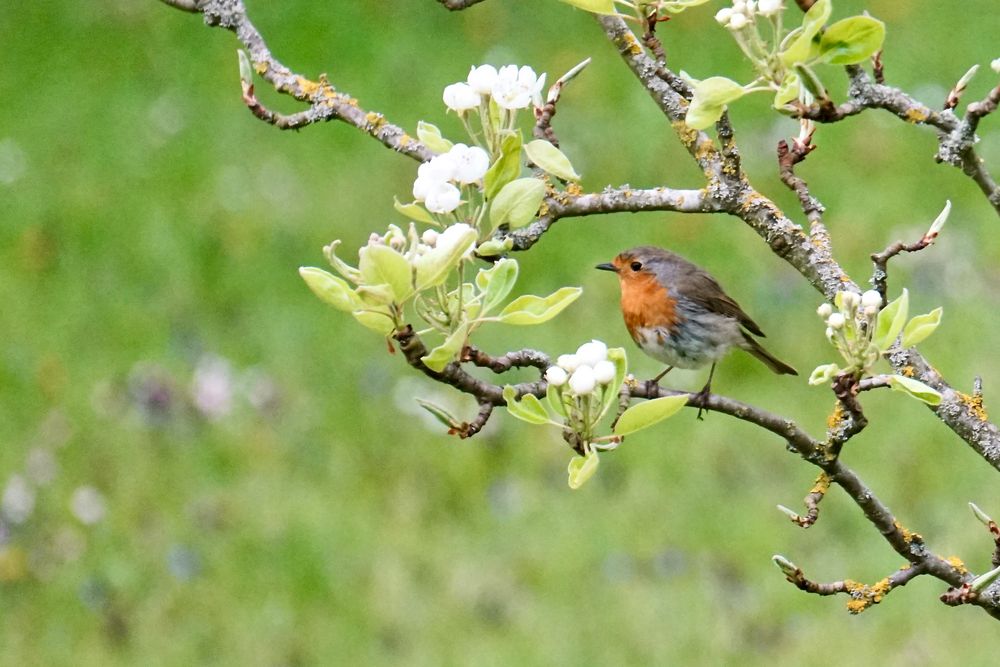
left=596, top=246, right=797, bottom=413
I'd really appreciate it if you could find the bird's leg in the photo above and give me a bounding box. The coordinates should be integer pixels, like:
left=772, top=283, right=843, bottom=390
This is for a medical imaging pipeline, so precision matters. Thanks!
left=645, top=366, right=674, bottom=396
left=694, top=363, right=716, bottom=421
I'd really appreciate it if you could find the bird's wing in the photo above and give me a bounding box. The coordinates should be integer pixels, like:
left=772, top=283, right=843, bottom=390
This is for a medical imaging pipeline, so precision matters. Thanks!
left=677, top=270, right=766, bottom=337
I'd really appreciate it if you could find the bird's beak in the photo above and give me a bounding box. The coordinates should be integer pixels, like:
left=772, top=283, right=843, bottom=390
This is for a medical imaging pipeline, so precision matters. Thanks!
left=595, top=262, right=618, bottom=272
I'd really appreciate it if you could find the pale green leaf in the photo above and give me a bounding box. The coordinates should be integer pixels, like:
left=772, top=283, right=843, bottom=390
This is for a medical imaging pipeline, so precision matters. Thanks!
left=299, top=267, right=363, bottom=312
left=359, top=244, right=413, bottom=302
left=873, top=288, right=909, bottom=351
left=413, top=226, right=477, bottom=291
left=808, top=363, right=840, bottom=386
left=502, top=385, right=551, bottom=425
left=352, top=309, right=395, bottom=334
left=393, top=197, right=437, bottom=225
left=557, top=0, right=616, bottom=15
left=818, top=16, right=885, bottom=65
left=475, top=238, right=513, bottom=257
left=902, top=307, right=943, bottom=348
left=613, top=394, right=689, bottom=436
left=524, top=140, right=581, bottom=182
left=416, top=120, right=453, bottom=154
left=546, top=382, right=568, bottom=418
left=476, top=258, right=519, bottom=315
left=888, top=375, right=942, bottom=406
left=323, top=240, right=361, bottom=284
left=597, top=347, right=628, bottom=420
left=567, top=451, right=600, bottom=489
left=685, top=77, right=746, bottom=130
left=660, top=0, right=711, bottom=12
left=489, top=178, right=546, bottom=232
left=780, top=0, right=831, bottom=66
left=774, top=71, right=801, bottom=108
left=484, top=131, right=523, bottom=200
left=421, top=323, right=469, bottom=372
left=415, top=399, right=460, bottom=429
left=356, top=283, right=395, bottom=306
left=498, top=286, right=582, bottom=325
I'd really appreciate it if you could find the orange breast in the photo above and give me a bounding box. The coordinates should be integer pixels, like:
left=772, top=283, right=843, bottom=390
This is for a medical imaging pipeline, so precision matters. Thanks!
left=619, top=273, right=679, bottom=341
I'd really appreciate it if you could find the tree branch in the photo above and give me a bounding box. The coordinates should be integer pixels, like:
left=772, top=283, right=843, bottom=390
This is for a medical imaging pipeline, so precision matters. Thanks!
left=435, top=0, right=488, bottom=10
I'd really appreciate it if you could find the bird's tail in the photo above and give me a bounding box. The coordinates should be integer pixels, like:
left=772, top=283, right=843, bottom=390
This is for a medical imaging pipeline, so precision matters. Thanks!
left=740, top=332, right=798, bottom=376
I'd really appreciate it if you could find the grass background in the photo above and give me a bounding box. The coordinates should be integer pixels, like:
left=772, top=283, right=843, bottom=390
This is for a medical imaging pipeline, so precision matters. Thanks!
left=2, top=0, right=999, bottom=664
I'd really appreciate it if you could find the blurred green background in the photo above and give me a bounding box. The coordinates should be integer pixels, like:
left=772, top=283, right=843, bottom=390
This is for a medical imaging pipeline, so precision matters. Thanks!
left=2, top=1, right=999, bottom=664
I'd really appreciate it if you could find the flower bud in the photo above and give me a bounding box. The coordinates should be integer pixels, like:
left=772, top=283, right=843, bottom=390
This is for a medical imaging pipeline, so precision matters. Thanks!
left=757, top=0, right=782, bottom=16
left=993, top=58, right=1000, bottom=74
left=421, top=229, right=439, bottom=247
left=826, top=313, right=845, bottom=329
left=715, top=7, right=734, bottom=25
left=442, top=82, right=480, bottom=112
left=840, top=291, right=860, bottom=310
left=568, top=365, right=597, bottom=396
left=575, top=340, right=608, bottom=367
left=557, top=354, right=581, bottom=372
left=592, top=360, right=616, bottom=385
left=728, top=12, right=749, bottom=29
left=860, top=290, right=882, bottom=309
left=545, top=366, right=568, bottom=387
left=816, top=303, right=833, bottom=319
left=467, top=64, right=498, bottom=95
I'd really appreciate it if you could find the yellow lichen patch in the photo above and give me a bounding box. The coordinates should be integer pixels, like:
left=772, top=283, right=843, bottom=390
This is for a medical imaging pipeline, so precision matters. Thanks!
left=946, top=556, right=968, bottom=575
left=845, top=599, right=870, bottom=614
left=810, top=472, right=832, bottom=495
left=905, top=107, right=929, bottom=124
left=398, top=134, right=413, bottom=148
left=621, top=32, right=643, bottom=57
left=826, top=402, right=846, bottom=429
left=254, top=61, right=268, bottom=75
left=365, top=112, right=386, bottom=130
left=893, top=521, right=922, bottom=544
left=844, top=577, right=891, bottom=614
left=671, top=120, right=698, bottom=148
left=296, top=76, right=322, bottom=98
left=565, top=182, right=583, bottom=196
left=957, top=392, right=989, bottom=421
left=900, top=366, right=915, bottom=378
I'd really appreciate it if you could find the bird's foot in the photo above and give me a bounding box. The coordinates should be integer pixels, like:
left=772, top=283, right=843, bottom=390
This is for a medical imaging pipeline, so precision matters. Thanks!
left=693, top=384, right=712, bottom=421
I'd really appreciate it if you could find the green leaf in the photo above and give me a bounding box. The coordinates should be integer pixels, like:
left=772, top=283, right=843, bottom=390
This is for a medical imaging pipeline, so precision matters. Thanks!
left=873, top=288, right=909, bottom=352
left=546, top=382, right=568, bottom=418
left=415, top=398, right=460, bottom=429
left=237, top=49, right=253, bottom=86
left=393, top=197, right=437, bottom=225
left=498, top=286, right=582, bottom=325
left=359, top=244, right=413, bottom=302
left=888, top=375, right=942, bottom=406
left=818, top=16, right=885, bottom=65
left=597, top=347, right=628, bottom=420
left=299, top=267, right=363, bottom=312
left=685, top=77, right=746, bottom=130
left=774, top=71, right=801, bottom=108
left=352, top=309, right=395, bottom=335
left=484, top=131, right=523, bottom=200
left=416, top=120, right=453, bottom=154
left=524, top=140, right=581, bottom=182
left=475, top=238, right=513, bottom=257
left=421, top=323, right=468, bottom=372
left=808, top=363, right=840, bottom=386
left=557, top=0, right=616, bottom=14
left=780, top=0, right=831, bottom=66
left=502, top=385, right=551, bottom=425
left=413, top=226, right=477, bottom=291
left=324, top=240, right=362, bottom=284
left=489, top=178, right=546, bottom=232
left=356, top=283, right=395, bottom=306
left=476, top=258, right=519, bottom=315
left=613, top=394, right=689, bottom=436
left=902, top=307, right=943, bottom=348
left=660, top=0, right=711, bottom=12
left=567, top=451, right=600, bottom=490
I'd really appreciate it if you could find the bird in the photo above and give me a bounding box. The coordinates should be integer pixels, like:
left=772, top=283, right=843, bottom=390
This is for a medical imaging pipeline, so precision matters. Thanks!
left=596, top=246, right=797, bottom=415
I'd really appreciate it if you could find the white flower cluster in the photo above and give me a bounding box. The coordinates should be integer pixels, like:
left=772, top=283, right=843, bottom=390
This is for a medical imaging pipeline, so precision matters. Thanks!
left=368, top=222, right=475, bottom=261
left=545, top=340, right=616, bottom=396
left=816, top=289, right=884, bottom=372
left=412, top=143, right=490, bottom=214
left=715, top=0, right=781, bottom=28
left=443, top=64, right=546, bottom=113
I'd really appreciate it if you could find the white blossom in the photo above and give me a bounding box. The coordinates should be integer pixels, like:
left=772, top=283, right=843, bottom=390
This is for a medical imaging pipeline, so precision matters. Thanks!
left=492, top=65, right=544, bottom=110
left=715, top=8, right=734, bottom=25
left=545, top=366, right=569, bottom=387
left=827, top=313, right=846, bottom=329
left=816, top=303, right=833, bottom=319
left=442, top=82, right=480, bottom=112
left=419, top=153, right=458, bottom=182
left=436, top=223, right=475, bottom=257
left=568, top=365, right=597, bottom=396
left=575, top=340, right=608, bottom=367
left=593, top=360, right=616, bottom=385
left=757, top=0, right=782, bottom=16
left=861, top=290, right=883, bottom=309
left=557, top=354, right=581, bottom=372
left=840, top=291, right=860, bottom=310
left=467, top=64, right=498, bottom=95
left=421, top=229, right=439, bottom=247
left=728, top=11, right=749, bottom=30
left=423, top=181, right=462, bottom=214
left=448, top=143, right=490, bottom=184
left=991, top=58, right=1000, bottom=74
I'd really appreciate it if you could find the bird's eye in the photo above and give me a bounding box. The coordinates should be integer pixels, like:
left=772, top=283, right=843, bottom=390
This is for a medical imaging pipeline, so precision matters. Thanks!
left=630, top=261, right=642, bottom=272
